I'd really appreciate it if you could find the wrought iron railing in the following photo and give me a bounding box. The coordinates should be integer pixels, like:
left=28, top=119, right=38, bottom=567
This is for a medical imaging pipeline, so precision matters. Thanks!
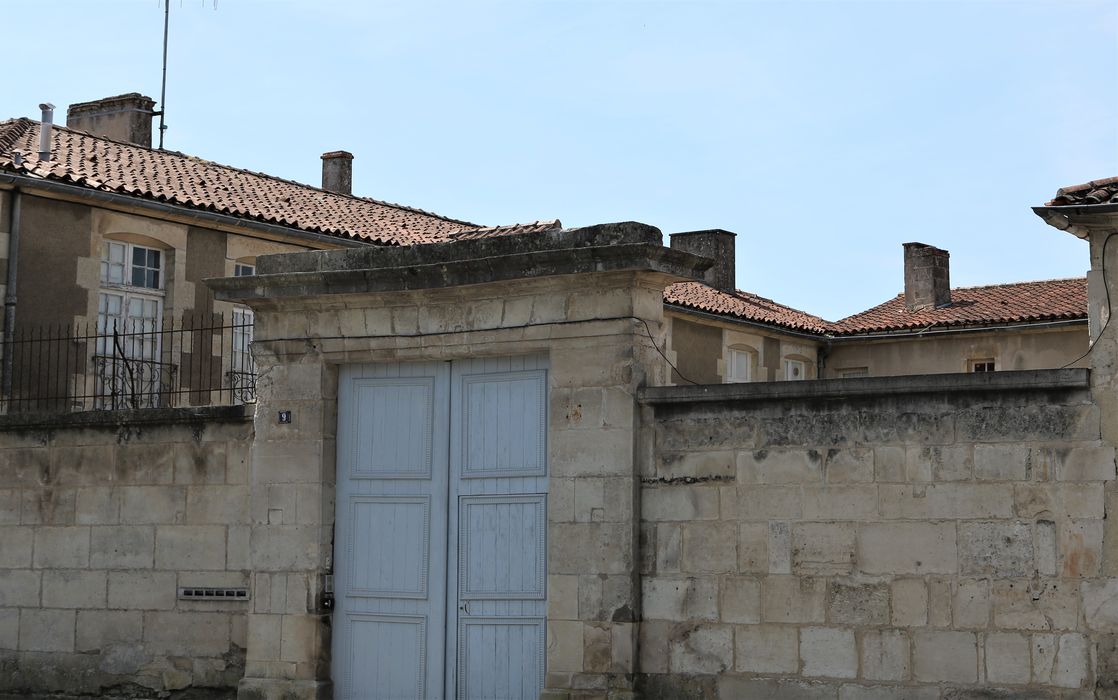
left=1, top=312, right=256, bottom=414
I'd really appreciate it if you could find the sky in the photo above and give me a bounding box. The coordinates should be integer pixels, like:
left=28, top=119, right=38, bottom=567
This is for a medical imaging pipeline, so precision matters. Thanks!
left=2, top=0, right=1115, bottom=321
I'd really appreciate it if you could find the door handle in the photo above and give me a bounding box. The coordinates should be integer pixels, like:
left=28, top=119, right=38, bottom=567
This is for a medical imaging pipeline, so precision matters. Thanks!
left=459, top=601, right=470, bottom=615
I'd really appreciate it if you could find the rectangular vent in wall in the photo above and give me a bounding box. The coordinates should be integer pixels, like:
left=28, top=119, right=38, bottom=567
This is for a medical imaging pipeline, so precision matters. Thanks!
left=178, top=587, right=249, bottom=601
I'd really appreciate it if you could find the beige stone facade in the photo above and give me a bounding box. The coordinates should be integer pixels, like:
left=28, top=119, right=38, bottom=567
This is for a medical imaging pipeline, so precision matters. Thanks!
left=0, top=407, right=252, bottom=696
left=1, top=214, right=1116, bottom=699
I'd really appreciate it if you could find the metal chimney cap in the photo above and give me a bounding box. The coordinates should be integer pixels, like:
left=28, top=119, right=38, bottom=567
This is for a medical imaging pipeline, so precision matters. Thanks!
left=39, top=103, right=55, bottom=112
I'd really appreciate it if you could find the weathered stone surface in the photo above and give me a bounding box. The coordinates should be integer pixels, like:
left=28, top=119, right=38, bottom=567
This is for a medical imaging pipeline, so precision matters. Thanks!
left=858, top=522, right=956, bottom=574
left=669, top=624, right=731, bottom=674
left=913, top=630, right=977, bottom=682
left=800, top=627, right=856, bottom=678
left=1082, top=579, right=1118, bottom=631
left=41, top=570, right=106, bottom=609
left=952, top=578, right=990, bottom=629
left=734, top=624, right=798, bottom=673
left=717, top=677, right=839, bottom=700
left=642, top=578, right=717, bottom=622
left=763, top=575, right=826, bottom=623
left=19, top=609, right=75, bottom=652
left=793, top=523, right=855, bottom=576
left=738, top=522, right=768, bottom=573
left=823, top=447, right=873, bottom=483
left=826, top=578, right=888, bottom=625
left=75, top=610, right=143, bottom=652
left=973, top=444, right=1030, bottom=480
left=681, top=522, right=736, bottom=573
left=642, top=486, right=719, bottom=521
left=720, top=577, right=760, bottom=624
left=994, top=579, right=1078, bottom=631
left=1031, top=633, right=1089, bottom=688
left=738, top=448, right=822, bottom=484
left=958, top=521, right=1034, bottom=577
left=860, top=629, right=909, bottom=681
left=890, top=578, right=927, bottom=627
left=984, top=631, right=1031, bottom=684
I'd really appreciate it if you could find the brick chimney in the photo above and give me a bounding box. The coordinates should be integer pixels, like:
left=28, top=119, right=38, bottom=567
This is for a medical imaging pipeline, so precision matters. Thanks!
left=66, top=93, right=156, bottom=147
left=669, top=229, right=737, bottom=291
left=903, top=242, right=951, bottom=311
left=321, top=151, right=354, bottom=195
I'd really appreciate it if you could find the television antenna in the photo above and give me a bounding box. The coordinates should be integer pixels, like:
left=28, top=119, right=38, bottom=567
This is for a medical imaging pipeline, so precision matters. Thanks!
left=156, top=1, right=218, bottom=150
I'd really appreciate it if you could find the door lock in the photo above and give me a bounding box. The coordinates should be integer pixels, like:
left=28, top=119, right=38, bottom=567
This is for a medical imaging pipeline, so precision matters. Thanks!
left=459, top=601, right=470, bottom=615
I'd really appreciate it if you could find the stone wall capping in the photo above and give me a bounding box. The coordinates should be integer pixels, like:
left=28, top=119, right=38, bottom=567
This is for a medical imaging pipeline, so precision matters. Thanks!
left=638, top=368, right=1090, bottom=405
left=208, top=222, right=713, bottom=304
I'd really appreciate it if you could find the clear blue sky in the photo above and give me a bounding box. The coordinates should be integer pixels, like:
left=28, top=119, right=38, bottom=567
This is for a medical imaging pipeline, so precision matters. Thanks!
left=3, top=1, right=1115, bottom=320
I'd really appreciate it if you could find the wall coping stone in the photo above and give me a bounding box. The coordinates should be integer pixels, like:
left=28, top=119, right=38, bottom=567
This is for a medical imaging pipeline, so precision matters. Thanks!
left=638, top=368, right=1090, bottom=405
left=0, top=403, right=250, bottom=431
left=207, top=222, right=712, bottom=303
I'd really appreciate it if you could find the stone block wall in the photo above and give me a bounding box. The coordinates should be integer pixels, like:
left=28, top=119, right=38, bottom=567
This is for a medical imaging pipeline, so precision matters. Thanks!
left=638, top=373, right=1116, bottom=698
left=0, top=409, right=252, bottom=698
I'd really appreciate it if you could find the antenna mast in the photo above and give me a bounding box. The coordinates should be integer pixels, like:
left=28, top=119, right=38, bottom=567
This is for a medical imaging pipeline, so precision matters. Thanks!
left=157, top=0, right=169, bottom=149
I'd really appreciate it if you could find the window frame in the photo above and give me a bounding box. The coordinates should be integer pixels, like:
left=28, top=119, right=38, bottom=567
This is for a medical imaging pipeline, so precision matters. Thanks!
left=725, top=347, right=754, bottom=384
left=969, top=358, right=996, bottom=373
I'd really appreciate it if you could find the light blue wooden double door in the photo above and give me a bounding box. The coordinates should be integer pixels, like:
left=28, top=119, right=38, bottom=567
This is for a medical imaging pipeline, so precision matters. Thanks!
left=334, top=356, right=549, bottom=700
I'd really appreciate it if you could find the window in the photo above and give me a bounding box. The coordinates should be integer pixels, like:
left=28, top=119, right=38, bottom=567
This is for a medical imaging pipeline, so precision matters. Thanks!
left=234, top=263, right=255, bottom=277
left=98, top=241, right=165, bottom=336
left=726, top=348, right=753, bottom=383
left=784, top=359, right=806, bottom=381
left=839, top=367, right=869, bottom=378
left=970, top=358, right=996, bottom=373
left=96, top=241, right=167, bottom=408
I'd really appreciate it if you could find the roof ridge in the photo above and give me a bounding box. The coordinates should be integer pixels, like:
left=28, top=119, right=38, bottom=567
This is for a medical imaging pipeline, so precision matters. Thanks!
left=11, top=118, right=480, bottom=229
left=948, top=276, right=1085, bottom=292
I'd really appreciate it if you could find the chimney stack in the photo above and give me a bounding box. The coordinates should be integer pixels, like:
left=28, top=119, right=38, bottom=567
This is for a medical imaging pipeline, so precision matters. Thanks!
left=66, top=93, right=156, bottom=147
left=669, top=229, right=737, bottom=291
left=903, top=242, right=951, bottom=311
left=38, top=103, right=55, bottom=161
left=321, top=151, right=354, bottom=195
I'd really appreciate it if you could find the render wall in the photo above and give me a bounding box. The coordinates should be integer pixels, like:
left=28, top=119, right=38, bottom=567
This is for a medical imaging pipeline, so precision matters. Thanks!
left=826, top=325, right=1089, bottom=378
left=638, top=372, right=1115, bottom=698
left=0, top=409, right=252, bottom=698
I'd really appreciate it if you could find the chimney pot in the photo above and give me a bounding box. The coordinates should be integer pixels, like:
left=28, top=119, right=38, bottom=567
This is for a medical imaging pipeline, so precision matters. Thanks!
left=38, top=103, right=55, bottom=161
left=66, top=93, right=156, bottom=147
left=669, top=229, right=737, bottom=291
left=903, top=242, right=951, bottom=311
left=321, top=151, right=354, bottom=195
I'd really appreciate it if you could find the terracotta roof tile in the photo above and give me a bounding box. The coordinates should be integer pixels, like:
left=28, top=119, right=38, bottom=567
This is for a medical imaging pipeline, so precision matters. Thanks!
left=447, top=219, right=562, bottom=240
left=1047, top=177, right=1118, bottom=206
left=665, top=281, right=831, bottom=334
left=830, top=278, right=1087, bottom=335
left=0, top=118, right=476, bottom=246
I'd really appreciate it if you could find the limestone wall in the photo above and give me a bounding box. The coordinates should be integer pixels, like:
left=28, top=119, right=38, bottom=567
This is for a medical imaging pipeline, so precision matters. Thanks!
left=638, top=371, right=1114, bottom=698
left=0, top=408, right=252, bottom=698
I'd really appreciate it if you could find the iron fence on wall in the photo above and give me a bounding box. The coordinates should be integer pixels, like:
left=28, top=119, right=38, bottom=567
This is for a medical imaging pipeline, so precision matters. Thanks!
left=1, top=312, right=256, bottom=414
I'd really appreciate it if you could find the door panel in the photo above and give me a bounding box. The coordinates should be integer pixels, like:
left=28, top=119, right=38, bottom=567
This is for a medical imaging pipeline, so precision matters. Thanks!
left=458, top=496, right=546, bottom=600
left=334, top=361, right=450, bottom=699
left=448, top=356, right=548, bottom=700
left=347, top=613, right=428, bottom=698
left=457, top=618, right=545, bottom=700
left=335, top=356, right=547, bottom=699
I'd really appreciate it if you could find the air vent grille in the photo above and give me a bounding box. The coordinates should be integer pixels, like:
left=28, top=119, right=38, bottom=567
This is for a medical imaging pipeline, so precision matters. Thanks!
left=178, top=586, right=249, bottom=601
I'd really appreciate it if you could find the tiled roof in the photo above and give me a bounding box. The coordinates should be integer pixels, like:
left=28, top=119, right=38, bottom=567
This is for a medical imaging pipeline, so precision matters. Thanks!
left=830, top=278, right=1087, bottom=335
left=448, top=220, right=562, bottom=240
left=1047, top=177, right=1118, bottom=206
left=0, top=118, right=477, bottom=246
left=665, top=281, right=831, bottom=334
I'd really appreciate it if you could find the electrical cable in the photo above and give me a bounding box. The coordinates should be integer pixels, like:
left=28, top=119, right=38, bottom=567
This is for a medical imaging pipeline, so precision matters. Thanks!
left=254, top=313, right=702, bottom=385
left=1061, top=231, right=1115, bottom=369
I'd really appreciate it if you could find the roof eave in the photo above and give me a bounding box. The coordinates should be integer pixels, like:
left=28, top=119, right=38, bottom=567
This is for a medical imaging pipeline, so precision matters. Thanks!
left=0, top=170, right=371, bottom=249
